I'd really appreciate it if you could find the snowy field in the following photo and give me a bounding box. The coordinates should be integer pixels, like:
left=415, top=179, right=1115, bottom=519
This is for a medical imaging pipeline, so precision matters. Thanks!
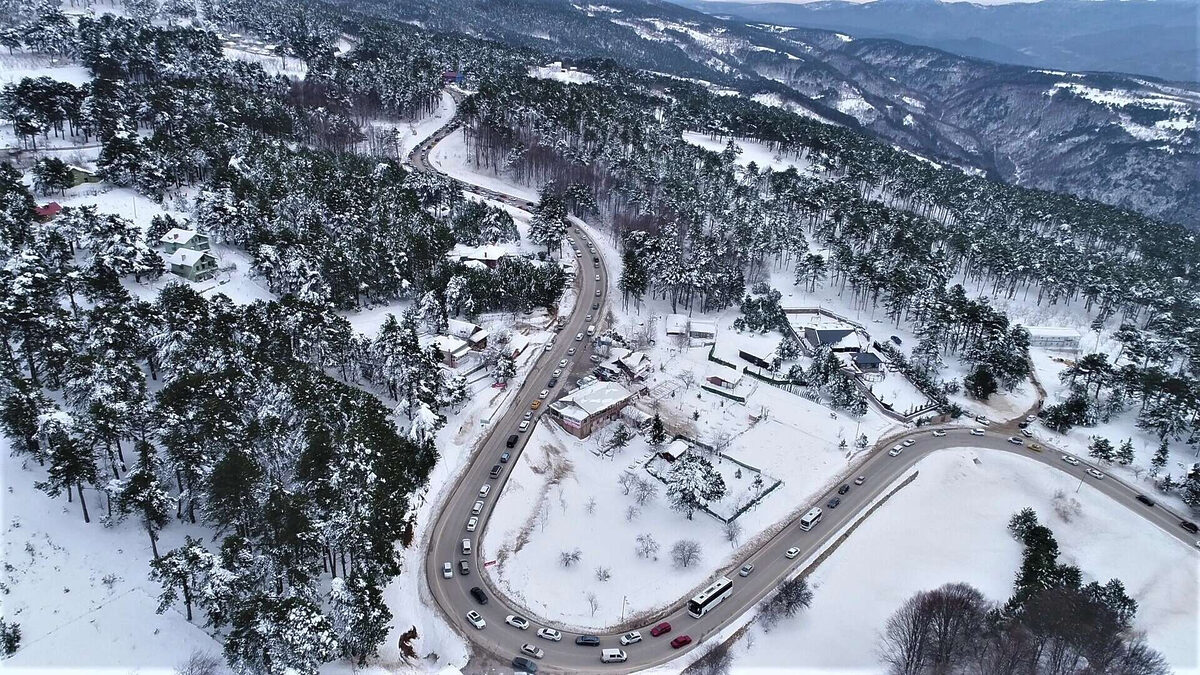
left=528, top=63, right=596, bottom=85
left=728, top=450, right=1200, bottom=673
left=429, top=128, right=542, bottom=202
left=682, top=132, right=822, bottom=177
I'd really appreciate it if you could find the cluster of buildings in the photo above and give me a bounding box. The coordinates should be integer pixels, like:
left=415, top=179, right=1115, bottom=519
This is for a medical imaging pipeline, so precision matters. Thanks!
left=425, top=318, right=490, bottom=368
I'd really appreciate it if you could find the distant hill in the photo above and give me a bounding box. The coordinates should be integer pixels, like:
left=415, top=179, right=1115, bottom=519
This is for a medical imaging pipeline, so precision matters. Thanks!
left=676, top=0, right=1200, bottom=83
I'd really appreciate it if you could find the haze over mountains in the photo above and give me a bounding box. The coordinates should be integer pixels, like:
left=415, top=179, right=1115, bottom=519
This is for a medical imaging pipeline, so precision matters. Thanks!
left=676, top=0, right=1200, bottom=83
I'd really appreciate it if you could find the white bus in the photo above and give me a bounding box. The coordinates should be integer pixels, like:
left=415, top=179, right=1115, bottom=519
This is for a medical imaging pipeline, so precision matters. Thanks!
left=687, top=576, right=734, bottom=618
left=799, top=507, right=823, bottom=532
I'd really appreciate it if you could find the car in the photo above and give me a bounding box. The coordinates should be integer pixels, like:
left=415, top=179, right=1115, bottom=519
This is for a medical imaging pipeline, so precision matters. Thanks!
left=854, top=475, right=866, bottom=485
left=547, top=377, right=558, bottom=388
left=466, top=610, right=486, bottom=629
left=1135, top=494, right=1156, bottom=507
left=1086, top=468, right=1104, bottom=479
left=1008, top=436, right=1023, bottom=445
left=594, top=289, right=601, bottom=296
left=1029, top=443, right=1043, bottom=451
left=592, top=302, right=600, bottom=310
left=568, top=237, right=575, bottom=244
left=442, top=562, right=453, bottom=578
left=1026, top=415, right=1037, bottom=422
left=538, top=389, right=549, bottom=399
left=559, top=359, right=568, bottom=368
left=505, top=615, right=531, bottom=630
left=499, top=452, right=511, bottom=463
left=466, top=516, right=478, bottom=532
left=739, top=563, right=754, bottom=577
left=1062, top=455, right=1080, bottom=466
left=590, top=355, right=601, bottom=363
left=506, top=434, right=519, bottom=448
left=551, top=369, right=561, bottom=378
left=600, top=649, right=627, bottom=663
left=1018, top=421, right=1029, bottom=429
left=976, top=416, right=991, bottom=425
left=459, top=559, right=470, bottom=575
left=888, top=445, right=903, bottom=456
left=543, top=343, right=552, bottom=352
left=902, top=439, right=916, bottom=447
left=511, top=656, right=538, bottom=673
left=575, top=251, right=582, bottom=258
left=970, top=428, right=985, bottom=436
left=1180, top=521, right=1199, bottom=534
left=490, top=464, right=503, bottom=478
left=1022, top=429, right=1034, bottom=438
left=585, top=314, right=593, bottom=321
left=650, top=622, right=672, bottom=637
left=932, top=430, right=947, bottom=437
left=670, top=635, right=693, bottom=649
left=520, top=644, right=545, bottom=659
left=537, top=627, right=562, bottom=641
left=838, top=484, right=850, bottom=495
left=478, top=484, right=490, bottom=498
left=530, top=400, right=541, bottom=410
left=567, top=347, right=576, bottom=356
left=575, top=635, right=601, bottom=646
left=595, top=274, right=601, bottom=281
left=575, top=332, right=584, bottom=341
left=827, top=497, right=841, bottom=509
left=470, top=587, right=488, bottom=605
left=620, top=631, right=643, bottom=646
left=785, top=547, right=800, bottom=559
left=523, top=410, right=533, bottom=421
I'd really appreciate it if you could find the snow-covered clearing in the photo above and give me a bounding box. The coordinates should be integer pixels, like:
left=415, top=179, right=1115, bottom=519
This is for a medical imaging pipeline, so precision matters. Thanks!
left=682, top=131, right=821, bottom=176
left=0, top=51, right=91, bottom=86
left=729, top=450, right=1200, bottom=672
left=222, top=47, right=308, bottom=78
left=429, top=128, right=541, bottom=202
left=528, top=63, right=596, bottom=85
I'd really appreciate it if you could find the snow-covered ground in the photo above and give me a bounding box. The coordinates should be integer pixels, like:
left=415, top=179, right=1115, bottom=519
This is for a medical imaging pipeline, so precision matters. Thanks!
left=728, top=450, right=1200, bottom=673
left=682, top=132, right=821, bottom=177
left=528, top=62, right=596, bottom=85
left=429, top=128, right=541, bottom=202
left=367, top=91, right=457, bottom=161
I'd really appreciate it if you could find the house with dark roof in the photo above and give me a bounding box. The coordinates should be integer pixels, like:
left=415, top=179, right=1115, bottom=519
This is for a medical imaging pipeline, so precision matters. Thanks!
left=803, top=327, right=864, bottom=353
left=34, top=202, right=62, bottom=222
left=852, top=351, right=883, bottom=373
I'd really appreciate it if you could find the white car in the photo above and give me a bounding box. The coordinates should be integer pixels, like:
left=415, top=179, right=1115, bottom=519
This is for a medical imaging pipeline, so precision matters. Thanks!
left=902, top=439, right=916, bottom=447
left=1026, top=415, right=1037, bottom=422
left=519, top=421, right=530, bottom=432
left=520, top=643, right=545, bottom=659
left=466, top=610, right=486, bottom=629
left=1008, top=436, right=1023, bottom=445
left=595, top=289, right=601, bottom=296
left=523, top=410, right=533, bottom=421
left=976, top=416, right=991, bottom=426
left=595, top=274, right=601, bottom=281
left=620, top=631, right=643, bottom=646
left=590, top=355, right=601, bottom=363
left=585, top=314, right=593, bottom=321
left=559, top=359, right=568, bottom=368
left=575, top=332, right=584, bottom=341
left=538, top=389, right=549, bottom=399
left=739, top=563, right=754, bottom=577
left=567, top=347, right=576, bottom=355
left=932, top=430, right=947, bottom=437
left=478, top=485, right=490, bottom=498
left=537, top=627, right=562, bottom=641
left=1062, top=455, right=1080, bottom=466
left=442, top=562, right=453, bottom=578
left=970, top=428, right=986, bottom=436
left=1087, top=469, right=1105, bottom=480
left=544, top=343, right=553, bottom=352
left=466, top=516, right=478, bottom=532
left=471, top=500, right=484, bottom=515
left=888, top=445, right=903, bottom=456
left=575, top=251, right=582, bottom=258
left=505, top=615, right=531, bottom=630
left=552, top=369, right=562, bottom=378
left=1022, top=429, right=1034, bottom=438
left=785, top=547, right=800, bottom=559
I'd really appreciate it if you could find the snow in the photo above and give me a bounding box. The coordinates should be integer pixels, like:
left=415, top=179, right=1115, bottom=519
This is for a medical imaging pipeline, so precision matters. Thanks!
left=528, top=63, right=596, bottom=85
left=682, top=132, right=821, bottom=177
left=0, top=51, right=91, bottom=86
left=380, top=91, right=457, bottom=160
left=728, top=450, right=1200, bottom=672
left=222, top=47, right=308, bottom=78
left=428, top=128, right=541, bottom=202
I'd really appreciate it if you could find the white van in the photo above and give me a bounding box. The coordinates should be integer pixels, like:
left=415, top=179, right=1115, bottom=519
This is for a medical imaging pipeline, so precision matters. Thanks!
left=799, top=507, right=823, bottom=532
left=461, top=538, right=471, bottom=555
left=586, top=324, right=596, bottom=336
left=600, top=648, right=627, bottom=663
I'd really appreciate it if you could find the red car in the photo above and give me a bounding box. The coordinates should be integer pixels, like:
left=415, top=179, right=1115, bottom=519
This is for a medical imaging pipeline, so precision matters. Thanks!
left=670, top=635, right=692, bottom=649
left=650, top=622, right=672, bottom=637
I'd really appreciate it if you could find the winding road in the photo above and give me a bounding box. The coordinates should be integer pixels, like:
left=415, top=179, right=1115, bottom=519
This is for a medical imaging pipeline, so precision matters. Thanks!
left=408, top=91, right=1198, bottom=674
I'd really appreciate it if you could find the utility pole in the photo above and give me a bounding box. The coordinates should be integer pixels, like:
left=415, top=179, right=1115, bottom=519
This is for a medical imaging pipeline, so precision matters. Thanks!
left=620, top=595, right=627, bottom=623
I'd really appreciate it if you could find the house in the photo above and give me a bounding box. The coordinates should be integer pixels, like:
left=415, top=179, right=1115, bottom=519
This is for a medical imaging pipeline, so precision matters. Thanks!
left=689, top=320, right=718, bottom=343
left=616, top=351, right=652, bottom=380
left=507, top=333, right=530, bottom=358
left=705, top=363, right=743, bottom=391
left=166, top=248, right=218, bottom=282
left=620, top=406, right=651, bottom=431
left=34, top=202, right=61, bottom=222
left=428, top=335, right=471, bottom=368
left=159, top=228, right=211, bottom=254
left=852, top=351, right=883, bottom=373
left=67, top=165, right=100, bottom=187
left=1025, top=326, right=1082, bottom=351
left=442, top=70, right=466, bottom=85
left=665, top=314, right=689, bottom=336
left=447, top=244, right=507, bottom=269
left=803, top=327, right=864, bottom=353
left=447, top=318, right=489, bottom=350
left=659, top=438, right=690, bottom=462
left=548, top=380, right=635, bottom=438
left=738, top=343, right=778, bottom=371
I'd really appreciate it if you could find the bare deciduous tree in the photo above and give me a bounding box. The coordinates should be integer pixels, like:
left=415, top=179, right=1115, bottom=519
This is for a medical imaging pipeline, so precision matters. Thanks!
left=560, top=548, right=581, bottom=567
left=595, top=566, right=611, bottom=582
left=671, top=539, right=702, bottom=568
left=633, top=475, right=658, bottom=505
left=636, top=533, right=659, bottom=559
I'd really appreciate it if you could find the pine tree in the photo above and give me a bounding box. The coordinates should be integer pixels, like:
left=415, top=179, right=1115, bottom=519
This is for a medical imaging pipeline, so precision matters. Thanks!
left=1115, top=438, right=1135, bottom=466
left=35, top=409, right=97, bottom=523
left=1088, top=436, right=1115, bottom=464
left=115, top=440, right=173, bottom=558
left=649, top=412, right=666, bottom=449
left=665, top=453, right=726, bottom=520
left=1150, top=439, right=1169, bottom=476
left=607, top=423, right=632, bottom=454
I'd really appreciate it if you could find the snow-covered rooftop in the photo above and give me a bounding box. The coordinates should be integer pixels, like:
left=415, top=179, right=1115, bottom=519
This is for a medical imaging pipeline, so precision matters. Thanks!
left=159, top=227, right=201, bottom=244
left=550, top=381, right=634, bottom=422
left=165, top=248, right=213, bottom=266
left=1024, top=326, right=1083, bottom=338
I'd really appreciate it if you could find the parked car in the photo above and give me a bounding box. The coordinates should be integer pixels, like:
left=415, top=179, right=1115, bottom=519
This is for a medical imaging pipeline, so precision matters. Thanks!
left=523, top=410, right=533, bottom=421
left=595, top=289, right=601, bottom=296
left=575, top=332, right=584, bottom=341
left=478, top=485, right=490, bottom=498
left=888, top=445, right=903, bottom=456
left=543, top=343, right=552, bottom=352
left=537, top=627, right=562, bottom=641
left=551, top=369, right=561, bottom=378
left=670, top=635, right=693, bottom=649
left=620, top=631, right=642, bottom=646
left=520, top=644, right=545, bottom=659
left=505, top=615, right=531, bottom=630
left=592, top=302, right=600, bottom=310
left=595, top=274, right=601, bottom=281
left=547, top=377, right=558, bottom=388
left=976, top=416, right=991, bottom=425
left=575, top=635, right=601, bottom=646
left=854, top=475, right=866, bottom=485
left=1018, top=422, right=1029, bottom=429
left=650, top=622, right=672, bottom=637
left=970, top=428, right=985, bottom=436
left=1087, top=469, right=1105, bottom=480
left=466, top=516, right=478, bottom=532
left=827, top=497, right=841, bottom=509
left=785, top=547, right=800, bottom=559
left=519, top=421, right=531, bottom=433
left=837, top=484, right=850, bottom=495
left=538, top=389, right=549, bottom=399
left=1022, top=429, right=1034, bottom=437
left=559, top=359, right=568, bottom=368
left=470, top=587, right=488, bottom=604
left=1026, top=415, right=1037, bottom=422
left=739, top=563, right=754, bottom=577
left=466, top=610, right=485, bottom=629
left=1062, top=455, right=1080, bottom=466
left=511, top=656, right=538, bottom=673
left=442, top=562, right=452, bottom=578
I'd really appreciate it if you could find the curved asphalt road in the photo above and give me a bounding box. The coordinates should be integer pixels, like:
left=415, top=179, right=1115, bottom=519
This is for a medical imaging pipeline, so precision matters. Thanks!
left=409, top=92, right=1198, bottom=674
